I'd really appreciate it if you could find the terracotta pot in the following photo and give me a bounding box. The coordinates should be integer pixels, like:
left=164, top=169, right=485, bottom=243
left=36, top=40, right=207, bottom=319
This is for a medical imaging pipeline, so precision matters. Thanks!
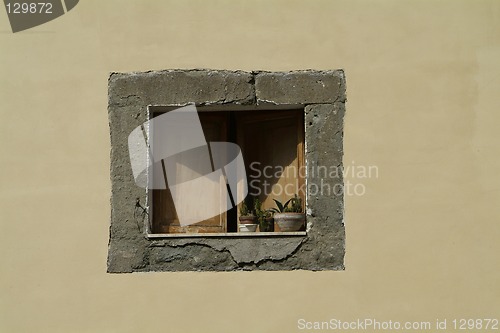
left=239, top=215, right=257, bottom=224
left=273, top=213, right=305, bottom=232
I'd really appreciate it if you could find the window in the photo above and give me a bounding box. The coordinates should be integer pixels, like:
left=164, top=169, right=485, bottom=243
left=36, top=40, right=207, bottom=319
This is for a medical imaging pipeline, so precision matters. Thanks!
left=149, top=108, right=305, bottom=235
left=108, top=69, right=346, bottom=272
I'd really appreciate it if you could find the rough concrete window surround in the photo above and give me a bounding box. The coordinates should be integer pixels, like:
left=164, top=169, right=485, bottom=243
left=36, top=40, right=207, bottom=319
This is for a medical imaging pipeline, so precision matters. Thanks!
left=107, top=69, right=346, bottom=272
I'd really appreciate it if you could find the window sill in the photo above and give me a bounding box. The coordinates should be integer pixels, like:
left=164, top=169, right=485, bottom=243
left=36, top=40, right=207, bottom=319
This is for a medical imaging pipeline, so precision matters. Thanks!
left=146, top=231, right=307, bottom=239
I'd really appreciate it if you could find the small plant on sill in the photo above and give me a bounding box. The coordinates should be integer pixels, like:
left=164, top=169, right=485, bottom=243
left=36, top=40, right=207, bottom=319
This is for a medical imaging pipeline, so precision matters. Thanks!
left=271, top=194, right=305, bottom=232
left=254, top=198, right=274, bottom=232
left=238, top=197, right=257, bottom=232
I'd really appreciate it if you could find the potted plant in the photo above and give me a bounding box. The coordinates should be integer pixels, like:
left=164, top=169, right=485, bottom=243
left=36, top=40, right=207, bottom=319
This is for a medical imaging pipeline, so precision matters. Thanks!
left=238, top=198, right=257, bottom=232
left=271, top=194, right=305, bottom=232
left=261, top=210, right=275, bottom=232
left=254, top=199, right=274, bottom=232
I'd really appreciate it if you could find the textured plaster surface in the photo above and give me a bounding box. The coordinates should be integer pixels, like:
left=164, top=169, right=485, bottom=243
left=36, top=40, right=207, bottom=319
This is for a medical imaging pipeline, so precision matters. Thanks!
left=107, top=69, right=346, bottom=272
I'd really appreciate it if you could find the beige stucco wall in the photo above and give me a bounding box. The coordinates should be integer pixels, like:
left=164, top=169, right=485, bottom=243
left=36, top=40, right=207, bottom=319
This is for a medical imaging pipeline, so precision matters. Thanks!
left=1, top=1, right=499, bottom=332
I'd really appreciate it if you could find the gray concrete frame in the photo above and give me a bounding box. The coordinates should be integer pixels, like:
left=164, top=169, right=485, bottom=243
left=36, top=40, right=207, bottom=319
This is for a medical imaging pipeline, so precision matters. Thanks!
left=107, top=69, right=346, bottom=272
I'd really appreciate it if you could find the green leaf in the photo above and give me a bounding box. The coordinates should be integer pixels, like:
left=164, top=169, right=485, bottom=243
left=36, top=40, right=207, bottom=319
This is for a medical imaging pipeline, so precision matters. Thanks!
left=273, top=199, right=284, bottom=212
left=283, top=198, right=292, bottom=209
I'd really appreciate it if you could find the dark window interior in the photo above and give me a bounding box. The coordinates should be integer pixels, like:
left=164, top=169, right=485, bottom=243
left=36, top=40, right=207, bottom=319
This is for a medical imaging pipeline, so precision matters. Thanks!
left=151, top=109, right=304, bottom=234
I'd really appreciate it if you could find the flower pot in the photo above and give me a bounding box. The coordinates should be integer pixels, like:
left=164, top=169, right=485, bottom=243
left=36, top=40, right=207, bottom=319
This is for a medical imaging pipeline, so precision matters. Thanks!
left=259, top=217, right=274, bottom=232
left=239, top=215, right=257, bottom=224
left=273, top=213, right=305, bottom=232
left=239, top=224, right=258, bottom=232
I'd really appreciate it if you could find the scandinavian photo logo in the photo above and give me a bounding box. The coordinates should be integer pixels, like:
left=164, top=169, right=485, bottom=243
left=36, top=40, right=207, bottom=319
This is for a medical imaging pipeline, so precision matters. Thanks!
left=127, top=104, right=248, bottom=227
left=3, top=0, right=79, bottom=33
